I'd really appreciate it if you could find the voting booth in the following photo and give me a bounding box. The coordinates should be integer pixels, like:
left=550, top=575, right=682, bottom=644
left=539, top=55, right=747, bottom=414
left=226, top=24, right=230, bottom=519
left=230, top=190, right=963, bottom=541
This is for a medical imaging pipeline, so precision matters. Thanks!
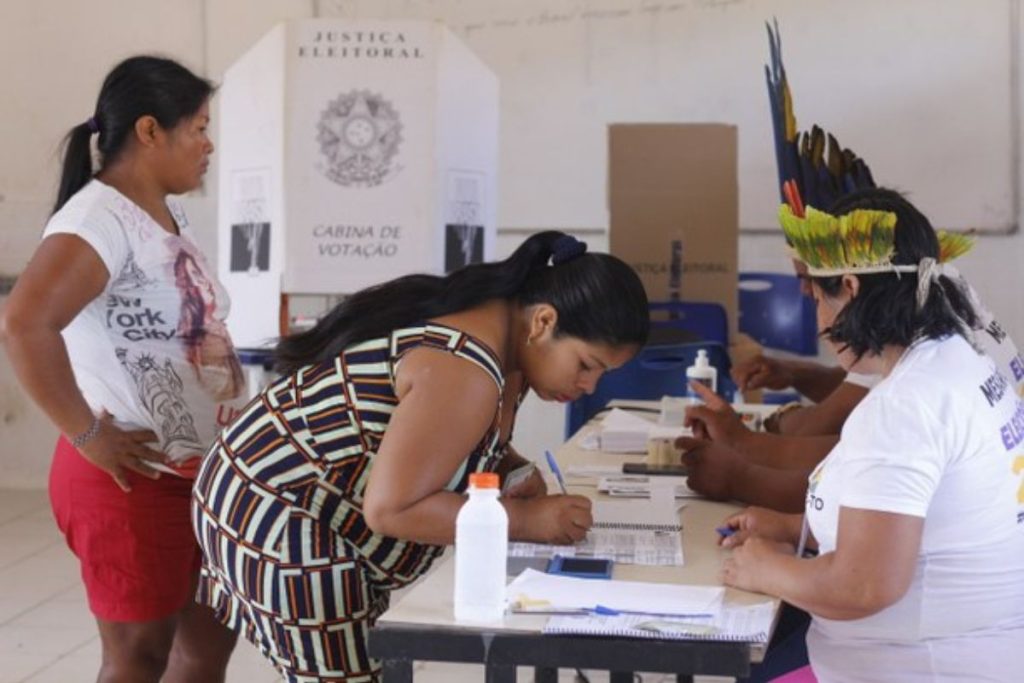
left=217, top=19, right=499, bottom=348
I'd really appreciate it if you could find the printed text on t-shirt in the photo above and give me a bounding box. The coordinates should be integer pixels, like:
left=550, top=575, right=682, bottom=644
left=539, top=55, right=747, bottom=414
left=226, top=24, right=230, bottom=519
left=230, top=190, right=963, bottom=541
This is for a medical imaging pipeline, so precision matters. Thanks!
left=999, top=401, right=1024, bottom=451
left=980, top=371, right=1010, bottom=407
left=106, top=295, right=177, bottom=342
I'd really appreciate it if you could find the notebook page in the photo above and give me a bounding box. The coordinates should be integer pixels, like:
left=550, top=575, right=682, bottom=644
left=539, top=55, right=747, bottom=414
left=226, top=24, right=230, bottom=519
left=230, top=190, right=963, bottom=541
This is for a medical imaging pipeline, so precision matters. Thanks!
left=592, top=499, right=681, bottom=529
left=506, top=568, right=723, bottom=616
left=544, top=601, right=775, bottom=643
left=508, top=499, right=684, bottom=565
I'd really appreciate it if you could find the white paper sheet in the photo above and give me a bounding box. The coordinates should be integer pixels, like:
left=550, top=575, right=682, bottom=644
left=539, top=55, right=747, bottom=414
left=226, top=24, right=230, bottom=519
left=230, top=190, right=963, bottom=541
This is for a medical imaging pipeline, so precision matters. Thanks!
left=506, top=568, right=723, bottom=617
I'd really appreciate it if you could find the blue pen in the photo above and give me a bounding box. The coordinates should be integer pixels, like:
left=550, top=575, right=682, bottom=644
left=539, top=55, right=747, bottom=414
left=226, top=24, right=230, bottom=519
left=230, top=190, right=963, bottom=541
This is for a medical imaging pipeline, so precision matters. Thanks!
left=592, top=605, right=715, bottom=619
left=544, top=450, right=568, bottom=494
left=716, top=526, right=736, bottom=538
left=592, top=604, right=620, bottom=616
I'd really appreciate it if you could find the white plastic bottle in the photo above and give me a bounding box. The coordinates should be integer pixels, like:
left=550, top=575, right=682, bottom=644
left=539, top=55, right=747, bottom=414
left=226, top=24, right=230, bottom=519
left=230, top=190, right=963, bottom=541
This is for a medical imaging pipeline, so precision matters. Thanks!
left=685, top=349, right=718, bottom=403
left=453, top=472, right=508, bottom=622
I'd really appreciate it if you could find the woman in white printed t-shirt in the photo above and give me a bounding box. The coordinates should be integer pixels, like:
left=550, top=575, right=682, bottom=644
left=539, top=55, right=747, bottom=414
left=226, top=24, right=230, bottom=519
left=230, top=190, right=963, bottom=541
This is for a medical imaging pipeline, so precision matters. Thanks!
left=716, top=189, right=1024, bottom=683
left=0, top=57, right=247, bottom=682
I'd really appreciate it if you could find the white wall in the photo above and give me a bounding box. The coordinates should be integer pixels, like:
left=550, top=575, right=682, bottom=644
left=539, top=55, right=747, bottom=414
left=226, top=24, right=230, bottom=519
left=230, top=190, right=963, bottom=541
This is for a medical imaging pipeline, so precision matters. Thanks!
left=2, top=0, right=1023, bottom=487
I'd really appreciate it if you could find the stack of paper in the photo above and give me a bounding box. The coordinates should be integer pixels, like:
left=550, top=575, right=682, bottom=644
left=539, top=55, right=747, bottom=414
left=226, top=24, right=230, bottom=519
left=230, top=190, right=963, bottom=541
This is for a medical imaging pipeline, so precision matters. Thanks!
left=599, top=408, right=689, bottom=453
left=597, top=475, right=699, bottom=499
left=506, top=568, right=723, bottom=617
left=565, top=464, right=623, bottom=481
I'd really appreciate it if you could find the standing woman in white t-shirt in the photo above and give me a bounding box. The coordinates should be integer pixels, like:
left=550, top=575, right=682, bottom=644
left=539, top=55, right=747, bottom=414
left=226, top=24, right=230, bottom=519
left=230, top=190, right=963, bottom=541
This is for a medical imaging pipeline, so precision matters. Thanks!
left=716, top=189, right=1024, bottom=683
left=0, top=57, right=245, bottom=682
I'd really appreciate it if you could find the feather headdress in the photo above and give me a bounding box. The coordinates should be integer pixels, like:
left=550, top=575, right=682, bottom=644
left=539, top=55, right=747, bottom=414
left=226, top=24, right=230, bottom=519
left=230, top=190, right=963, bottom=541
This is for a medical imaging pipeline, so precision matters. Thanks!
left=765, top=20, right=974, bottom=267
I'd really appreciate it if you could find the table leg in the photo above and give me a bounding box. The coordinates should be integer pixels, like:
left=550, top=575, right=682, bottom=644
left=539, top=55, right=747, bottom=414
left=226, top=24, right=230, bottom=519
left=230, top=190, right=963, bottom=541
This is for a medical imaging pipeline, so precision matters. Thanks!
left=381, top=658, right=413, bottom=682
left=485, top=664, right=517, bottom=683
left=534, top=667, right=558, bottom=683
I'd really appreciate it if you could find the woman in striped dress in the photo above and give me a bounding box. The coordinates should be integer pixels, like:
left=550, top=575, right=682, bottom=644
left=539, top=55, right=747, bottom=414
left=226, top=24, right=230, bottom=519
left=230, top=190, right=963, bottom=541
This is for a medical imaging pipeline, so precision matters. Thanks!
left=192, top=231, right=649, bottom=681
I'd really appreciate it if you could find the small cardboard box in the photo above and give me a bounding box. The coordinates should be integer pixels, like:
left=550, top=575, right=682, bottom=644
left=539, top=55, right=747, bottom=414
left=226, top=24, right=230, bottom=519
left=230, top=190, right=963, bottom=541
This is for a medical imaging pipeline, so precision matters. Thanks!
left=608, top=124, right=739, bottom=340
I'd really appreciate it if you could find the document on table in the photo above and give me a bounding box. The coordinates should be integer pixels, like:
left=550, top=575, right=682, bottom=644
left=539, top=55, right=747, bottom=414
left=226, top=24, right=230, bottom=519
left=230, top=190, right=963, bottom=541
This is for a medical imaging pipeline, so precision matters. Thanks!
left=543, top=600, right=776, bottom=643
left=508, top=500, right=684, bottom=566
left=506, top=568, right=723, bottom=617
left=597, top=475, right=700, bottom=499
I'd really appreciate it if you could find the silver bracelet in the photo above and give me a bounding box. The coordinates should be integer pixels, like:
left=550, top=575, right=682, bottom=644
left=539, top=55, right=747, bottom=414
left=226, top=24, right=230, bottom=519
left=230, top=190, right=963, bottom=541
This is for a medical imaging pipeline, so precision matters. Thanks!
left=70, top=416, right=101, bottom=449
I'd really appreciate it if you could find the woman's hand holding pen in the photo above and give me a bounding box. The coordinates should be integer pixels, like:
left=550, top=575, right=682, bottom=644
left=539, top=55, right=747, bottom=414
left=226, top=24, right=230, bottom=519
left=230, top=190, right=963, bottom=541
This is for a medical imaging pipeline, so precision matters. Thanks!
left=717, top=506, right=800, bottom=551
left=510, top=495, right=593, bottom=545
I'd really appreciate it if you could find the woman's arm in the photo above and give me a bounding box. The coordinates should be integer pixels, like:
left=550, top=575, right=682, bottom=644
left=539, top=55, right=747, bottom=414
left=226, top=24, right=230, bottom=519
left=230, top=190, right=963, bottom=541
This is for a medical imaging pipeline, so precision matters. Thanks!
left=1, top=235, right=165, bottom=490
left=2, top=235, right=109, bottom=439
left=732, top=355, right=846, bottom=403
left=737, top=432, right=839, bottom=471
left=684, top=382, right=838, bottom=472
left=363, top=348, right=589, bottom=545
left=724, top=507, right=923, bottom=620
left=774, top=381, right=869, bottom=436
left=676, top=437, right=811, bottom=513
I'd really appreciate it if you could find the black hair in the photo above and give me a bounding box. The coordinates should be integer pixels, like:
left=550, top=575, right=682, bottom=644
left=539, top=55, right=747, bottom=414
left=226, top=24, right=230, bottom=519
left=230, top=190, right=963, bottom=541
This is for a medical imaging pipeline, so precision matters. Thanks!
left=53, top=56, right=214, bottom=214
left=275, top=231, right=650, bottom=374
left=814, top=188, right=977, bottom=358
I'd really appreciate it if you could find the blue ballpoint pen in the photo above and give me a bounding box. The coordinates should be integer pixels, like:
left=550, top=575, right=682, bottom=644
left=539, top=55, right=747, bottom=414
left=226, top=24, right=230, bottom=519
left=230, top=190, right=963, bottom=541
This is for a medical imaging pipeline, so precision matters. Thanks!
left=592, top=605, right=715, bottom=619
left=544, top=450, right=568, bottom=494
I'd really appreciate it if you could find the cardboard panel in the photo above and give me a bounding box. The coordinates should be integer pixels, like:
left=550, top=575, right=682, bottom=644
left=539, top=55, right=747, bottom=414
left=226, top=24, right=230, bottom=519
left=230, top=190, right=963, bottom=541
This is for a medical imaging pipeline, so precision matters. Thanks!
left=608, top=124, right=738, bottom=338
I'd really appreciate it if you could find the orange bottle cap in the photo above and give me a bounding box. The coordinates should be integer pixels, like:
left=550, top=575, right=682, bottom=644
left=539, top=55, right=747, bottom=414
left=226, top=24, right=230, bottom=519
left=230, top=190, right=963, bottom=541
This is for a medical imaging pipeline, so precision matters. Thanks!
left=469, top=472, right=499, bottom=489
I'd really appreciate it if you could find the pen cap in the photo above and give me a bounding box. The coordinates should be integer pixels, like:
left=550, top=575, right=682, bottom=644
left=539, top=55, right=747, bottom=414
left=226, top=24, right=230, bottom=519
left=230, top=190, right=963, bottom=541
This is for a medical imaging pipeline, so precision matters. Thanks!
left=468, top=472, right=499, bottom=489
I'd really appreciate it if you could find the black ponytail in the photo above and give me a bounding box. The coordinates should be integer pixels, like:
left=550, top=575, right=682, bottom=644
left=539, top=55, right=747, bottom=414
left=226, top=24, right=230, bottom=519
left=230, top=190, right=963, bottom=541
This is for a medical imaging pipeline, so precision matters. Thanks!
left=53, top=56, right=214, bottom=214
left=54, top=123, right=97, bottom=216
left=275, top=231, right=649, bottom=373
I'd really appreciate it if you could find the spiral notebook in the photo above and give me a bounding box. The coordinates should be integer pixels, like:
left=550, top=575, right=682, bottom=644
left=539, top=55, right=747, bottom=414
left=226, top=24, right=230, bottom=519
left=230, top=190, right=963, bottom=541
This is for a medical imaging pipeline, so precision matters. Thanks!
left=508, top=500, right=684, bottom=566
left=544, top=601, right=775, bottom=643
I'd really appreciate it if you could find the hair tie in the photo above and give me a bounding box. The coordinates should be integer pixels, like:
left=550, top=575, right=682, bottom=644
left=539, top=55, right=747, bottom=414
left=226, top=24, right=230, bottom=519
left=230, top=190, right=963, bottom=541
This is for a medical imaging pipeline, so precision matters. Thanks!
left=86, top=117, right=99, bottom=134
left=551, top=235, right=587, bottom=265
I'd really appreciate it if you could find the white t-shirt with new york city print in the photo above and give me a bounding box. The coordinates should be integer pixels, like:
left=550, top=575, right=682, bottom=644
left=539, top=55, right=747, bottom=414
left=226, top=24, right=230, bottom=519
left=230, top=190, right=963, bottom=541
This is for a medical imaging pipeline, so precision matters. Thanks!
left=43, top=179, right=248, bottom=476
left=805, top=334, right=1024, bottom=682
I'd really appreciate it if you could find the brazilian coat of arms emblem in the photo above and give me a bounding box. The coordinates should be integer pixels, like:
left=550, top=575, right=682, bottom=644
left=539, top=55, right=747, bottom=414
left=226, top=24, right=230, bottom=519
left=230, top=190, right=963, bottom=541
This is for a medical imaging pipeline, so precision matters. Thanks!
left=316, top=89, right=403, bottom=187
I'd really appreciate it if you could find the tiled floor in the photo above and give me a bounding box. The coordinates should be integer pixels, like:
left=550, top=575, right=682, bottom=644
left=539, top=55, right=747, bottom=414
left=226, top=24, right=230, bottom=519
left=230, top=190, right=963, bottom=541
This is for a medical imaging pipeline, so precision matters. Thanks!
left=0, top=490, right=732, bottom=683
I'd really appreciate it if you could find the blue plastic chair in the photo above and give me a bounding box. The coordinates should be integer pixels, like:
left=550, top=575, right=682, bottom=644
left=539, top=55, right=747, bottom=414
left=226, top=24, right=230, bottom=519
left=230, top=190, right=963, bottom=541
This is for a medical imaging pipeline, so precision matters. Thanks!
left=648, top=301, right=728, bottom=346
left=564, top=342, right=736, bottom=438
left=738, top=272, right=818, bottom=356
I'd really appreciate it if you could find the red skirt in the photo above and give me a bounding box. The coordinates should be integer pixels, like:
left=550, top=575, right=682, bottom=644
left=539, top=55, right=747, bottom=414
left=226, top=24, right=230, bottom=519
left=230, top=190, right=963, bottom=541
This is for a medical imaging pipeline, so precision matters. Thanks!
left=48, top=437, right=201, bottom=622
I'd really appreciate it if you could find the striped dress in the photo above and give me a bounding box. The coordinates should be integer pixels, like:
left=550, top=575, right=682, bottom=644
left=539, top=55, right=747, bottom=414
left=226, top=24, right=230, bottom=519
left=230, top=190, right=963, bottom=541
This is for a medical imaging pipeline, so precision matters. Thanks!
left=191, top=323, right=511, bottom=682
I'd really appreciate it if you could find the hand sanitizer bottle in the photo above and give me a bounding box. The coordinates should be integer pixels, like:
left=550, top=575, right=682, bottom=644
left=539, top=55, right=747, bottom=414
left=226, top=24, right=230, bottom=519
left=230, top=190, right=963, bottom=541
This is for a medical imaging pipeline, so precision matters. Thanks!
left=685, top=349, right=718, bottom=403
left=454, top=472, right=508, bottom=622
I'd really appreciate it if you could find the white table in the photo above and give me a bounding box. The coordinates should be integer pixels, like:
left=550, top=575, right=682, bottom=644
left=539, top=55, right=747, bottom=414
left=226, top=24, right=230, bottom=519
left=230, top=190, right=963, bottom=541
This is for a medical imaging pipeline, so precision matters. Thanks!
left=369, top=405, right=780, bottom=682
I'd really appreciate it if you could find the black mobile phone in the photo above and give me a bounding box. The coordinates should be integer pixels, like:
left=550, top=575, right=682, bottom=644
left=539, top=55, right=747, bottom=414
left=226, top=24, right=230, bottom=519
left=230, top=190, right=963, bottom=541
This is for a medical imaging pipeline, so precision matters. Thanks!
left=622, top=462, right=688, bottom=477
left=546, top=555, right=614, bottom=580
